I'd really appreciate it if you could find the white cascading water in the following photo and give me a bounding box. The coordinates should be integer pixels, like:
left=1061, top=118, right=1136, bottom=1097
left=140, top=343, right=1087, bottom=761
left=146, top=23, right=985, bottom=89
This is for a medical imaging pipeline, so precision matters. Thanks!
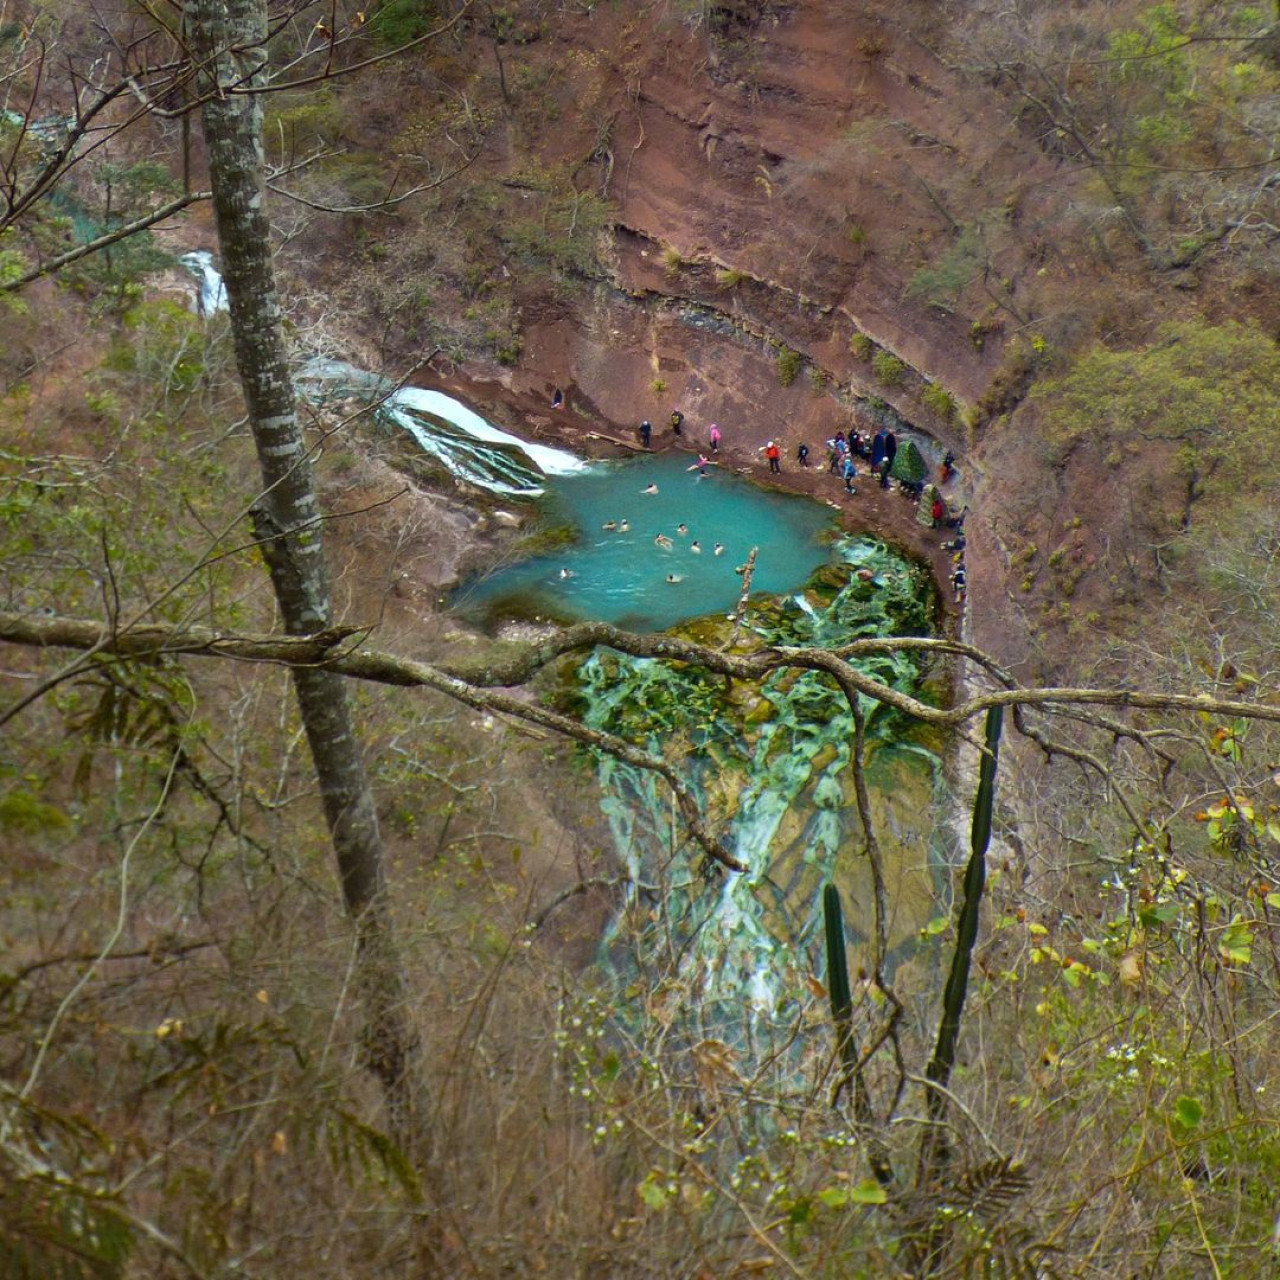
left=178, top=257, right=582, bottom=493
left=388, top=387, right=588, bottom=481
left=297, top=357, right=588, bottom=497
left=178, top=250, right=229, bottom=317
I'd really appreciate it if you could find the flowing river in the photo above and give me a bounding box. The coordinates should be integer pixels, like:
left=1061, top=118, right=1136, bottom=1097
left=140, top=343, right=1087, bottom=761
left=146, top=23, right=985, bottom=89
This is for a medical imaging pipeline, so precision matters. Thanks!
left=575, top=536, right=945, bottom=1048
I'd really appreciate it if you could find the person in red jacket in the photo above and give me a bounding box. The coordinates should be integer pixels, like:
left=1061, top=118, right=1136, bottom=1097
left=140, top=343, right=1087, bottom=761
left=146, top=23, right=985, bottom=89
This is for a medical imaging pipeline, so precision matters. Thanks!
left=762, top=440, right=781, bottom=473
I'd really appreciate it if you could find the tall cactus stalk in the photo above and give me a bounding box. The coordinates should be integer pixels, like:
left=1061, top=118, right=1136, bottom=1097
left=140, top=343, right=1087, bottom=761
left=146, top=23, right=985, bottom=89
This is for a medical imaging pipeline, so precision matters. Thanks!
left=823, top=882, right=856, bottom=1079
left=910, top=706, right=1004, bottom=1269
left=823, top=882, right=894, bottom=1186
left=925, top=705, right=1003, bottom=1114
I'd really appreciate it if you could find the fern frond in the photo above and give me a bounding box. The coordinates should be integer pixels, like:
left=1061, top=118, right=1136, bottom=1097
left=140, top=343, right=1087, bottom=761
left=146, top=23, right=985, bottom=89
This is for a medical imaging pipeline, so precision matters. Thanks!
left=950, top=1155, right=1032, bottom=1223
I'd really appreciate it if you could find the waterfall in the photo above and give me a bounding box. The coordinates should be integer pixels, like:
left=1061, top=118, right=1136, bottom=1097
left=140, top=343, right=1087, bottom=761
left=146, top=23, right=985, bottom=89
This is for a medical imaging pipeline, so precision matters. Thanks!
left=297, top=358, right=588, bottom=497
left=178, top=251, right=229, bottom=317
left=581, top=540, right=944, bottom=1050
left=390, top=388, right=587, bottom=479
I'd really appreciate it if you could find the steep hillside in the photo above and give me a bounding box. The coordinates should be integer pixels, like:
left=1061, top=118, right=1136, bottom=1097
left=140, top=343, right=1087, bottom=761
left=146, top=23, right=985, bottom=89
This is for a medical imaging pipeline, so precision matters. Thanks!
left=7, top=1, right=1280, bottom=1273
left=265, top=0, right=1274, bottom=674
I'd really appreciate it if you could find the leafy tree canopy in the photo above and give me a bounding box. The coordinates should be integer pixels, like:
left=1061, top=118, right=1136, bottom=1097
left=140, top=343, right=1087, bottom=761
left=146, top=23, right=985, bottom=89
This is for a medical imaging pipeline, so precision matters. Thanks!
left=1031, top=319, right=1280, bottom=501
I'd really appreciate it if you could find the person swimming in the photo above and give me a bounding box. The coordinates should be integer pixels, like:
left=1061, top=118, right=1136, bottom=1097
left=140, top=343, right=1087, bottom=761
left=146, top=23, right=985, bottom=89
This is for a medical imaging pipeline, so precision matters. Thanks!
left=676, top=523, right=688, bottom=535
left=713, top=543, right=724, bottom=556
left=601, top=520, right=617, bottom=531
left=666, top=573, right=684, bottom=583
left=618, top=519, right=630, bottom=532
left=654, top=534, right=674, bottom=549
left=642, top=483, right=659, bottom=495
left=690, top=541, right=702, bottom=554
left=558, top=567, right=577, bottom=579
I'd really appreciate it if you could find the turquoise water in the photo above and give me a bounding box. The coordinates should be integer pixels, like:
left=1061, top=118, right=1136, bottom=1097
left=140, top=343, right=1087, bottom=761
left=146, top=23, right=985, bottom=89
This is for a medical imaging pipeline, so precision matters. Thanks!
left=453, top=453, right=840, bottom=631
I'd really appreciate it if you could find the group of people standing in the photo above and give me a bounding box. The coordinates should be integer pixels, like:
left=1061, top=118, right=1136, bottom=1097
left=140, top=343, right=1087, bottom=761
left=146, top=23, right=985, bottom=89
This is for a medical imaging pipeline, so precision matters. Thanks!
left=639, top=409, right=723, bottom=454
left=818, top=427, right=900, bottom=492
left=633, top=406, right=969, bottom=607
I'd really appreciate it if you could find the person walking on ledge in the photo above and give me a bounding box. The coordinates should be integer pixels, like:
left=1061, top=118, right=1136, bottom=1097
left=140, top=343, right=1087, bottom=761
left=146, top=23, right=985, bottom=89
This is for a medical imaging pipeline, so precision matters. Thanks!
left=762, top=440, right=781, bottom=473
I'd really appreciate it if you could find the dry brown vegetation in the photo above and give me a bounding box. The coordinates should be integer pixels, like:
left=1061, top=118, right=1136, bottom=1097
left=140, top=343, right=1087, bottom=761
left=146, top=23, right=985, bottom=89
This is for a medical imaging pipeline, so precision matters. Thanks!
left=5, top=0, right=1280, bottom=1275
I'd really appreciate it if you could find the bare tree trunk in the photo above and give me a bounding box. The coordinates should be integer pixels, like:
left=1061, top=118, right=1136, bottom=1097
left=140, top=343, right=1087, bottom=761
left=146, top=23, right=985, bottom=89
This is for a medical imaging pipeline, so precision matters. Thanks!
left=188, top=0, right=421, bottom=1142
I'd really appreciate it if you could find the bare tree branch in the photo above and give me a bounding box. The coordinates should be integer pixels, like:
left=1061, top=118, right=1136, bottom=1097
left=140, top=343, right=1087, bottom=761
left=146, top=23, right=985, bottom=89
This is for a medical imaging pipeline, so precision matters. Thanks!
left=0, top=189, right=211, bottom=291
left=4, top=610, right=1280, bottom=733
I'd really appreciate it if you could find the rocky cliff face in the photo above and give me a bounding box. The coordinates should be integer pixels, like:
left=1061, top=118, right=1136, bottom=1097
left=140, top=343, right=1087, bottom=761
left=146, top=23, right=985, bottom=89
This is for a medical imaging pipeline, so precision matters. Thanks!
left=470, top=0, right=1082, bottom=439
left=288, top=0, right=1202, bottom=681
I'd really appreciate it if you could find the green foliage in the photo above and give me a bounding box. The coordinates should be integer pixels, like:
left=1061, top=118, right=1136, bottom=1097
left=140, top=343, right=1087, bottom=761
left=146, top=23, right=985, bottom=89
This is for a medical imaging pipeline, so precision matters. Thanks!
left=1108, top=5, right=1188, bottom=86
left=817, top=1178, right=887, bottom=1206
left=98, top=160, right=177, bottom=211
left=991, top=0, right=1280, bottom=263
left=1172, top=1095, right=1204, bottom=1131
left=822, top=884, right=852, bottom=1026
left=870, top=350, right=905, bottom=386
left=848, top=332, right=872, bottom=361
left=0, top=789, right=71, bottom=834
left=715, top=266, right=748, bottom=288
left=0, top=1093, right=136, bottom=1279
left=976, top=339, right=1040, bottom=420
left=926, top=706, right=1002, bottom=1099
left=265, top=89, right=346, bottom=152
left=63, top=659, right=194, bottom=796
left=889, top=439, right=928, bottom=485
left=906, top=223, right=985, bottom=308
left=311, top=1108, right=423, bottom=1203
left=1031, top=320, right=1280, bottom=507
left=0, top=310, right=238, bottom=626
left=55, top=165, right=182, bottom=310
left=921, top=382, right=955, bottom=421
left=370, top=0, right=442, bottom=47
left=776, top=346, right=803, bottom=386
left=110, top=299, right=208, bottom=393
left=0, top=229, right=30, bottom=313
left=498, top=187, right=611, bottom=279
left=314, top=153, right=393, bottom=208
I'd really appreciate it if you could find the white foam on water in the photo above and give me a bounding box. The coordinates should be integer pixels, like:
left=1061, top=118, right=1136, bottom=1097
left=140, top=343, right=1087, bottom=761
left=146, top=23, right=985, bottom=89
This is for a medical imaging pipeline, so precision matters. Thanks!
left=295, top=357, right=590, bottom=498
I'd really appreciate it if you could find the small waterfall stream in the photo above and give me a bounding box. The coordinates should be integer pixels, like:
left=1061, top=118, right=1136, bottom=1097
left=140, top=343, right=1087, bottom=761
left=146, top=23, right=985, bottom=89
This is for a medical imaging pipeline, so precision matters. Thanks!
left=180, top=261, right=569, bottom=496
left=580, top=539, right=944, bottom=1048
left=178, top=250, right=229, bottom=317
left=297, top=358, right=587, bottom=496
